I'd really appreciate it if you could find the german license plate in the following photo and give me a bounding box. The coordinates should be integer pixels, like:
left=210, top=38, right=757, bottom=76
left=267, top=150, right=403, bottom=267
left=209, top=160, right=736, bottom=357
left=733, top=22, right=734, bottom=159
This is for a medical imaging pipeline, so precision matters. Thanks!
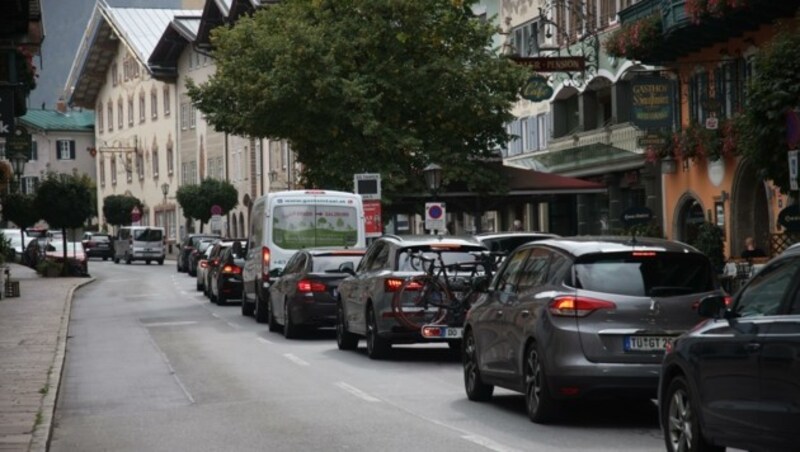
left=421, top=324, right=463, bottom=339
left=624, top=335, right=673, bottom=352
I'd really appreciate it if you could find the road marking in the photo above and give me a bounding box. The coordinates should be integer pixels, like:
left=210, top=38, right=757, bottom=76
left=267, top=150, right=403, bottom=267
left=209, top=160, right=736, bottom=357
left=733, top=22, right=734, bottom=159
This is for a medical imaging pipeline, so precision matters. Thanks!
left=144, top=321, right=197, bottom=328
left=461, top=435, right=518, bottom=452
left=211, top=313, right=220, bottom=318
left=283, top=353, right=310, bottom=367
left=143, top=324, right=195, bottom=405
left=334, top=382, right=381, bottom=403
left=257, top=337, right=273, bottom=345
left=125, top=294, right=160, bottom=299
left=226, top=321, right=241, bottom=329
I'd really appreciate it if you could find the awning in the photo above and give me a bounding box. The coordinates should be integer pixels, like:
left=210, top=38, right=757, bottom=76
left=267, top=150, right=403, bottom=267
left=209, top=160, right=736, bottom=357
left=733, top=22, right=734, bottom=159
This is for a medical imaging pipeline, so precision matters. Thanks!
left=506, top=143, right=643, bottom=177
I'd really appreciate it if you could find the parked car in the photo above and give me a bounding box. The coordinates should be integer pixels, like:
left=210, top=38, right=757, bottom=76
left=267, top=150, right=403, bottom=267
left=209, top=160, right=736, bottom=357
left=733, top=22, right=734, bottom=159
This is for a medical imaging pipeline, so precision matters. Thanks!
left=475, top=231, right=559, bottom=255
left=268, top=248, right=365, bottom=338
left=82, top=232, right=114, bottom=260
left=113, top=226, right=165, bottom=265
left=336, top=235, right=488, bottom=359
left=659, top=246, right=800, bottom=452
left=45, top=240, right=88, bottom=276
left=178, top=234, right=221, bottom=273
left=202, top=240, right=238, bottom=300
left=22, top=235, right=50, bottom=269
left=209, top=239, right=248, bottom=305
left=188, top=238, right=217, bottom=277
left=462, top=236, right=722, bottom=423
left=195, top=245, right=216, bottom=292
left=0, top=228, right=33, bottom=262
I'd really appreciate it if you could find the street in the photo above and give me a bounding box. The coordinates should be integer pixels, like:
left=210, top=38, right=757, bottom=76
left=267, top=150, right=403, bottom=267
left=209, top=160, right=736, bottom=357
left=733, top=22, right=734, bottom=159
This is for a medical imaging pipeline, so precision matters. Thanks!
left=50, top=260, right=664, bottom=452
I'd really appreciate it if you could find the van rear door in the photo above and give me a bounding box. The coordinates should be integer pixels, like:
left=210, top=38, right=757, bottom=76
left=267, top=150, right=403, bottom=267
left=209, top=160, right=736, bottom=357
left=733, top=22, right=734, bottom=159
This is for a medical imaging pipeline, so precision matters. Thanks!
left=133, top=228, right=164, bottom=257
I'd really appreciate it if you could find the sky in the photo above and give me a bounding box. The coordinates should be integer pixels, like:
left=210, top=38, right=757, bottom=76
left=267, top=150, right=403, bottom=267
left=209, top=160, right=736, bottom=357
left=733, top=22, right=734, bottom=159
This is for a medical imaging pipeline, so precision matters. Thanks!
left=28, top=0, right=184, bottom=111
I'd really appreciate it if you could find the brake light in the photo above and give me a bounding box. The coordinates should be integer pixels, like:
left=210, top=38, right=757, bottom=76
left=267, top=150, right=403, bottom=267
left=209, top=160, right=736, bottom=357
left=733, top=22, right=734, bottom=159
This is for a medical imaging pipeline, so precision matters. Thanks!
left=297, top=279, right=327, bottom=293
left=724, top=296, right=732, bottom=307
left=421, top=325, right=442, bottom=338
left=222, top=264, right=242, bottom=275
left=384, top=278, right=422, bottom=292
left=211, top=258, right=220, bottom=266
left=261, top=246, right=271, bottom=281
left=632, top=251, right=657, bottom=257
left=549, top=296, right=616, bottom=317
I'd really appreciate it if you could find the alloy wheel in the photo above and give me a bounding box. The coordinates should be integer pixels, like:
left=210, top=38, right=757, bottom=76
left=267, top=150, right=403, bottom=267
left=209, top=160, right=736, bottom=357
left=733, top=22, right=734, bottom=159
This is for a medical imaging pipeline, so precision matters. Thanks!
left=667, top=385, right=693, bottom=452
left=525, top=348, right=543, bottom=415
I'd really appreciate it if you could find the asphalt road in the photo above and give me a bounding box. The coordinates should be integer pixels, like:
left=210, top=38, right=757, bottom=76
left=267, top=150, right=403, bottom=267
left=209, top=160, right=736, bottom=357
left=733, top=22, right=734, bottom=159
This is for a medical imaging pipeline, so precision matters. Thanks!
left=50, top=259, right=665, bottom=452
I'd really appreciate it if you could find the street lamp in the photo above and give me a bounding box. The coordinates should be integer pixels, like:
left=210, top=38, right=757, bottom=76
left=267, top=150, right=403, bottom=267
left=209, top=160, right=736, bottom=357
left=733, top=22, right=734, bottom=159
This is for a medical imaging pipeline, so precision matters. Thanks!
left=423, top=163, right=442, bottom=196
left=161, top=182, right=169, bottom=204
left=10, top=152, right=27, bottom=192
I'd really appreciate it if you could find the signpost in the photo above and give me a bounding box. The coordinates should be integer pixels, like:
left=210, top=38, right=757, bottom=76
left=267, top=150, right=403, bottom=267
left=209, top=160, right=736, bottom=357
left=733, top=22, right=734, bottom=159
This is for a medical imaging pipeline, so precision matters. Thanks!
left=210, top=205, right=223, bottom=234
left=425, top=202, right=446, bottom=233
left=353, top=173, right=381, bottom=201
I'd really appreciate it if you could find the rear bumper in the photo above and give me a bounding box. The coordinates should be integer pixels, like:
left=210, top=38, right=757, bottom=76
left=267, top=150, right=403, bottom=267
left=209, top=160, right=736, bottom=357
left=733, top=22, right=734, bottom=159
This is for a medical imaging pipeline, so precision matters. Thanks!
left=289, top=300, right=337, bottom=327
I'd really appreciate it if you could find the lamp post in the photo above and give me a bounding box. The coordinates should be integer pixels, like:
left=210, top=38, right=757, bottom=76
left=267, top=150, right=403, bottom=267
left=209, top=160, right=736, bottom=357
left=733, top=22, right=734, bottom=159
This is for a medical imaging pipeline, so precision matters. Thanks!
left=10, top=152, right=27, bottom=193
left=423, top=163, right=442, bottom=196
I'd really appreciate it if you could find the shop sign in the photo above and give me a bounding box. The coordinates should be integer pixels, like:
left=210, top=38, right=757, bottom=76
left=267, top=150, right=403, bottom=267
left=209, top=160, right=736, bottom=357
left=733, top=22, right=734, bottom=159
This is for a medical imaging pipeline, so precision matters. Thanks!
left=778, top=204, right=800, bottom=232
left=631, top=77, right=673, bottom=130
left=510, top=56, right=586, bottom=72
left=364, top=200, right=382, bottom=238
left=789, top=150, right=798, bottom=191
left=6, top=125, right=31, bottom=158
left=637, top=133, right=667, bottom=148
left=522, top=76, right=553, bottom=102
left=621, top=206, right=654, bottom=228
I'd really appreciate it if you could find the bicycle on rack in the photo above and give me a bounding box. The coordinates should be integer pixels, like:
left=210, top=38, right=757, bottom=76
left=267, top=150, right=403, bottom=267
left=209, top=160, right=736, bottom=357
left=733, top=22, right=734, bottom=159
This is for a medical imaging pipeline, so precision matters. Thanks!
left=390, top=249, right=501, bottom=339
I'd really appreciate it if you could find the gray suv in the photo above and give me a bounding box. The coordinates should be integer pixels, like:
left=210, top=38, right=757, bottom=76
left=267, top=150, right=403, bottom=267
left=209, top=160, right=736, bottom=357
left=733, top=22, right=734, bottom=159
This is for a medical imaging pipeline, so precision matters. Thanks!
left=336, top=235, right=488, bottom=359
left=462, top=236, right=722, bottom=423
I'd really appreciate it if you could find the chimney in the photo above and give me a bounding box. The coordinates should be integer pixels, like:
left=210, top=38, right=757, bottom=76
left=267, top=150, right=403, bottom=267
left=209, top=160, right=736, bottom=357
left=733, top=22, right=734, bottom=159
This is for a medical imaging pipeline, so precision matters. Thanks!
left=56, top=97, right=67, bottom=113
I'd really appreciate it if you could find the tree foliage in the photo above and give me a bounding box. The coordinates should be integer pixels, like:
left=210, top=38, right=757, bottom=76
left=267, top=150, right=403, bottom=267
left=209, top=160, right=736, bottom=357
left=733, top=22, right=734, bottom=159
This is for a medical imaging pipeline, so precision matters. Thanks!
left=2, top=192, right=39, bottom=231
left=176, top=179, right=239, bottom=231
left=188, top=0, right=527, bottom=202
left=103, top=194, right=143, bottom=227
left=738, top=24, right=800, bottom=193
left=34, top=172, right=94, bottom=269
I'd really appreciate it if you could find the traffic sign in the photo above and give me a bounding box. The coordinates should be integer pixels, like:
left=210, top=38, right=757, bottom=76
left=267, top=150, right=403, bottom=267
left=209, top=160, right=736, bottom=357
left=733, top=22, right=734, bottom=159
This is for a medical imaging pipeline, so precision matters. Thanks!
left=425, top=202, right=446, bottom=232
left=210, top=214, right=223, bottom=232
left=211, top=204, right=222, bottom=216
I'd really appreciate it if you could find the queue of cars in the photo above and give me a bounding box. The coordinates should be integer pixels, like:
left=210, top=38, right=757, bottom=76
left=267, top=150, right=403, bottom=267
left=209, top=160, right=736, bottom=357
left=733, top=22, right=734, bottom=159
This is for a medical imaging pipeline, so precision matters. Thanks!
left=173, top=229, right=797, bottom=451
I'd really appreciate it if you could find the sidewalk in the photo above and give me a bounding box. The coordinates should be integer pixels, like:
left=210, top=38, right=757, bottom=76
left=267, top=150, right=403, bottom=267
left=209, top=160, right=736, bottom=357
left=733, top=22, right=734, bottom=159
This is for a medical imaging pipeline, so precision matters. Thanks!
left=0, top=263, right=94, bottom=452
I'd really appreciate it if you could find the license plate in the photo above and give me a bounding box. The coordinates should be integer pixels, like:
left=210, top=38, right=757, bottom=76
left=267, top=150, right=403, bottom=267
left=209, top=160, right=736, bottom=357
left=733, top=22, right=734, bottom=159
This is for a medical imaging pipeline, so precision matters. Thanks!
left=331, top=288, right=338, bottom=298
left=421, top=324, right=463, bottom=339
left=624, top=335, right=673, bottom=352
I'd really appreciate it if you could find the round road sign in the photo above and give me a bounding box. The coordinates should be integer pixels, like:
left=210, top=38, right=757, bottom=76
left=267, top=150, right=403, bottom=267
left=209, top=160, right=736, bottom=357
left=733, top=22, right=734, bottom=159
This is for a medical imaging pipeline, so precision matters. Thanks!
left=428, top=205, right=443, bottom=219
left=211, top=204, right=222, bottom=215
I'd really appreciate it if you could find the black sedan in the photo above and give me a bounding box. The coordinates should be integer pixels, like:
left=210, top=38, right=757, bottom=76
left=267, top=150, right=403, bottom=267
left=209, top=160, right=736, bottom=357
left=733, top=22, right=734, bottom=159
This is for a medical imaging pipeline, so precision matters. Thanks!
left=659, top=246, right=800, bottom=452
left=82, top=233, right=114, bottom=260
left=209, top=240, right=247, bottom=305
left=268, top=249, right=365, bottom=339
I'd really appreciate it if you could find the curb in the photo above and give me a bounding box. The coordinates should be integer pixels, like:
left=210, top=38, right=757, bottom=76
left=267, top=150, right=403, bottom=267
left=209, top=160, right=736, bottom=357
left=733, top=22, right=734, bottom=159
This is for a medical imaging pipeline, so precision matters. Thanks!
left=29, top=277, right=96, bottom=452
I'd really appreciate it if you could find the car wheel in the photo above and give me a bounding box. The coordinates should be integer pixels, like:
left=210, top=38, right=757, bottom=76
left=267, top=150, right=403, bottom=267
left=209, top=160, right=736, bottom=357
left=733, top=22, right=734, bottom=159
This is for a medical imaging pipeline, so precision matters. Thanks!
left=283, top=302, right=297, bottom=339
left=366, top=307, right=390, bottom=360
left=114, top=256, right=119, bottom=264
left=158, top=259, right=164, bottom=265
left=255, top=294, right=269, bottom=324
left=103, top=257, right=108, bottom=261
left=268, top=297, right=279, bottom=332
left=336, top=301, right=358, bottom=351
left=463, top=330, right=493, bottom=401
left=241, top=299, right=254, bottom=317
left=524, top=343, right=559, bottom=424
left=146, top=260, right=151, bottom=265
left=663, top=376, right=723, bottom=452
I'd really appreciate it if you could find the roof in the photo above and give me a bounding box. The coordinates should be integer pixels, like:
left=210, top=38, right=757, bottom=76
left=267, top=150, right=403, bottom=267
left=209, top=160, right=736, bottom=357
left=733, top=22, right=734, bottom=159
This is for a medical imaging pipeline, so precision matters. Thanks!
left=149, top=15, right=202, bottom=80
left=531, top=236, right=701, bottom=257
left=18, top=109, right=95, bottom=132
left=66, top=3, right=201, bottom=107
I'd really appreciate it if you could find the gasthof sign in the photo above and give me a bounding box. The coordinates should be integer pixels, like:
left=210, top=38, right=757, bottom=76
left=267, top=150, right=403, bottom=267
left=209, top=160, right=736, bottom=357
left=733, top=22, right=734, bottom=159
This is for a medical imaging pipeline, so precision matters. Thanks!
left=631, top=78, right=673, bottom=129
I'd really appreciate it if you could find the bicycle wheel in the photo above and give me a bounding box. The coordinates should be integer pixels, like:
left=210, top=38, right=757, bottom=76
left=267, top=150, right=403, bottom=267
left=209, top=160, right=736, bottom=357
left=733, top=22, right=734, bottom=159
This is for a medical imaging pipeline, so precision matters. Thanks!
left=391, top=275, right=452, bottom=330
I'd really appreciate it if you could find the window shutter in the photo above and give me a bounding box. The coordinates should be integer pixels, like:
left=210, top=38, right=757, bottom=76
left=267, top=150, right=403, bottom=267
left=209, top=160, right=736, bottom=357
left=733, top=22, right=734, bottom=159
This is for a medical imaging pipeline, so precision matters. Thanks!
left=528, top=116, right=537, bottom=151
left=69, top=141, right=76, bottom=159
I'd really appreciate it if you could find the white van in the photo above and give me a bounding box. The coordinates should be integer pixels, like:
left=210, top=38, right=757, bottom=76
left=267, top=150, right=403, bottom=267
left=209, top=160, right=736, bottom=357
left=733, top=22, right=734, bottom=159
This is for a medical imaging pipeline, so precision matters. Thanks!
left=114, top=226, right=166, bottom=265
left=242, top=190, right=366, bottom=322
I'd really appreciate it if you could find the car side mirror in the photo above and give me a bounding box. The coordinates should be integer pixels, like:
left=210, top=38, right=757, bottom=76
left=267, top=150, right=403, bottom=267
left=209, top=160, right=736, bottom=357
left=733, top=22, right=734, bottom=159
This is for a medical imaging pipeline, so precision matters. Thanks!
left=471, top=275, right=491, bottom=293
left=338, top=261, right=356, bottom=276
left=697, top=295, right=726, bottom=319
left=269, top=268, right=283, bottom=278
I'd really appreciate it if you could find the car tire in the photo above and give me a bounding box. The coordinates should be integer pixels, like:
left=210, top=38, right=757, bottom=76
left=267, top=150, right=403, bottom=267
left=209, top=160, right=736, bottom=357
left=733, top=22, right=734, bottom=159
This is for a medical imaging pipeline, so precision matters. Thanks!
left=268, top=297, right=279, bottom=332
left=255, top=294, right=269, bottom=324
left=366, top=307, right=391, bottom=360
left=283, top=302, right=297, bottom=339
left=524, top=342, right=559, bottom=424
left=114, top=257, right=119, bottom=264
left=103, top=257, right=108, bottom=261
left=241, top=299, right=254, bottom=317
left=196, top=280, right=203, bottom=291
left=663, top=376, right=723, bottom=452
left=463, top=330, right=494, bottom=401
left=336, top=301, right=358, bottom=351
left=158, top=259, right=164, bottom=265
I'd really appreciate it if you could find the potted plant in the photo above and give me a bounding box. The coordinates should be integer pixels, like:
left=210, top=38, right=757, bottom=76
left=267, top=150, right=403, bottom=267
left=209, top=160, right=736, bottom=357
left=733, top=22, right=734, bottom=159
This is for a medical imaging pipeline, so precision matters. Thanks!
left=36, top=260, right=63, bottom=278
left=691, top=221, right=726, bottom=274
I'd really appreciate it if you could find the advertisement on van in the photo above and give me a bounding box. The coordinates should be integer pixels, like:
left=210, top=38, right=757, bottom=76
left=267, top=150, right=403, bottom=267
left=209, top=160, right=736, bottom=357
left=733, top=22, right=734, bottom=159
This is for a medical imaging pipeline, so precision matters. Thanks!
left=272, top=197, right=359, bottom=249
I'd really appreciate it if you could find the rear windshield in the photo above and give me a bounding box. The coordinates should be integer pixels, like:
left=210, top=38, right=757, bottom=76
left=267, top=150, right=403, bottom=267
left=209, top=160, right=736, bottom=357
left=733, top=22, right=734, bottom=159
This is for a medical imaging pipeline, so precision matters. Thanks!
left=481, top=236, right=550, bottom=254
left=312, top=254, right=364, bottom=272
left=92, top=235, right=110, bottom=242
left=396, top=247, right=484, bottom=272
left=134, top=229, right=163, bottom=242
left=198, top=240, right=215, bottom=252
left=572, top=252, right=714, bottom=297
left=273, top=205, right=359, bottom=249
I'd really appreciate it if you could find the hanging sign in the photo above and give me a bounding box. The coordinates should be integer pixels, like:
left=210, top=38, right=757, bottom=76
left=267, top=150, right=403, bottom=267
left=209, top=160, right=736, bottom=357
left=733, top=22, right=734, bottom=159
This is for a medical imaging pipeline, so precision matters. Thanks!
left=509, top=56, right=586, bottom=72
left=522, top=75, right=554, bottom=102
left=631, top=77, right=673, bottom=129
left=621, top=206, right=654, bottom=228
left=778, top=204, right=800, bottom=232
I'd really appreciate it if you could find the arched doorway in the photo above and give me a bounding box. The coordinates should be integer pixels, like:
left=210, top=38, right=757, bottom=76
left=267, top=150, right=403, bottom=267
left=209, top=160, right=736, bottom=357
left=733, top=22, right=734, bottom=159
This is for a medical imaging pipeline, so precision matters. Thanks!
left=730, top=159, right=770, bottom=258
left=674, top=193, right=706, bottom=245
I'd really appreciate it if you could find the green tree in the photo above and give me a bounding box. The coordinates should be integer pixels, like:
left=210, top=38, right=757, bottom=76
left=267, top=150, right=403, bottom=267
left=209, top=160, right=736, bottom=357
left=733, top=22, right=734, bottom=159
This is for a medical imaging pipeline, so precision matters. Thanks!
left=187, top=0, right=526, bottom=202
left=103, top=194, right=143, bottom=227
left=738, top=25, right=800, bottom=192
left=690, top=222, right=725, bottom=274
left=1, top=192, right=39, bottom=261
left=34, top=172, right=94, bottom=274
left=176, top=179, right=238, bottom=232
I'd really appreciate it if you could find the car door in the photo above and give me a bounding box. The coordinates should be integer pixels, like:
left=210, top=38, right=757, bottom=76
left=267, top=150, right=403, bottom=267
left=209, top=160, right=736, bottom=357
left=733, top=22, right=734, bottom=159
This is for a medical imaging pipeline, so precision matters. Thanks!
left=272, top=253, right=302, bottom=322
left=698, top=258, right=799, bottom=439
left=339, top=242, right=382, bottom=335
left=475, top=247, right=530, bottom=378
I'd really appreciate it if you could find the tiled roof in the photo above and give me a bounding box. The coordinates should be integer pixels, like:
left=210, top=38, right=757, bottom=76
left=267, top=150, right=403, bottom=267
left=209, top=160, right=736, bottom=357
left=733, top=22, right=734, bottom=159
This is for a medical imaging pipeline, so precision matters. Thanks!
left=103, top=7, right=202, bottom=65
left=18, top=109, right=95, bottom=132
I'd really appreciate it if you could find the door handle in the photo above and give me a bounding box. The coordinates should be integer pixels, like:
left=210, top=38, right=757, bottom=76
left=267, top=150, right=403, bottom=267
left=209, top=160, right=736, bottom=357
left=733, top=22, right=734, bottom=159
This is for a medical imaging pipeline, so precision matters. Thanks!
left=520, top=310, right=531, bottom=318
left=745, top=343, right=761, bottom=353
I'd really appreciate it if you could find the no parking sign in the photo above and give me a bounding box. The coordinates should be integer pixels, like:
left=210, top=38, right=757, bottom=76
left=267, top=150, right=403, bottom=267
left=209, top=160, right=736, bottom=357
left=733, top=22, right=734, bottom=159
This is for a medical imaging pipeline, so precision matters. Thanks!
left=425, top=202, right=446, bottom=232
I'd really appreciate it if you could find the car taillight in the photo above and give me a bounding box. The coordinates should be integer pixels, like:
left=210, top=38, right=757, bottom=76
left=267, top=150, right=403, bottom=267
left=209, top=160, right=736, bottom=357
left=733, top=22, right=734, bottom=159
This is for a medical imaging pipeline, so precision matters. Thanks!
left=211, top=258, right=220, bottom=266
left=549, top=296, right=616, bottom=317
left=261, top=246, right=271, bottom=281
left=297, top=279, right=327, bottom=293
left=383, top=278, right=421, bottom=292
left=222, top=264, right=242, bottom=275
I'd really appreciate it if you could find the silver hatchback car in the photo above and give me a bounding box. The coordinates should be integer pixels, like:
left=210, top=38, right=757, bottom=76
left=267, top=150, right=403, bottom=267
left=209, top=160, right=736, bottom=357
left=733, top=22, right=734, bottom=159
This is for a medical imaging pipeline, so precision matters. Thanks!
left=462, top=236, right=722, bottom=423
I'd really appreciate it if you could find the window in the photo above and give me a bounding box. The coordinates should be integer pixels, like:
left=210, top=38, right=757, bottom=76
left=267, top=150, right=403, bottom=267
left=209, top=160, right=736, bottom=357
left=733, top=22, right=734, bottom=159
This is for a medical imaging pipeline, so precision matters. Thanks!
left=600, top=0, right=617, bottom=27
left=510, top=20, right=543, bottom=57
left=715, top=58, right=752, bottom=118
left=100, top=156, right=105, bottom=186
left=22, top=176, right=38, bottom=195
left=167, top=145, right=174, bottom=175
left=117, top=98, right=123, bottom=129
left=151, top=89, right=158, bottom=120
left=128, top=97, right=134, bottom=126
left=139, top=92, right=145, bottom=123
left=689, top=70, right=709, bottom=124
left=126, top=155, right=133, bottom=182
left=272, top=204, right=360, bottom=249
left=111, top=63, right=118, bottom=86
left=494, top=248, right=531, bottom=294
left=57, top=140, right=76, bottom=160
left=537, top=113, right=548, bottom=150
left=107, top=102, right=113, bottom=132
left=517, top=248, right=551, bottom=292
left=163, top=87, right=170, bottom=116
left=111, top=156, right=117, bottom=185
left=180, top=103, right=189, bottom=130
left=735, top=258, right=800, bottom=317
left=97, top=103, right=104, bottom=133
left=136, top=152, right=144, bottom=180
left=30, top=141, right=37, bottom=161
left=153, top=149, right=159, bottom=177
left=190, top=105, right=196, bottom=128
